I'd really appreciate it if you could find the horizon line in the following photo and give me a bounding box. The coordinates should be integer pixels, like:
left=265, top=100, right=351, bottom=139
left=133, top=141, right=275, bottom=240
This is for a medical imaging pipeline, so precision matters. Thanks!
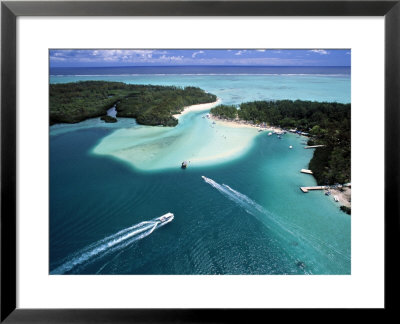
left=50, top=65, right=351, bottom=68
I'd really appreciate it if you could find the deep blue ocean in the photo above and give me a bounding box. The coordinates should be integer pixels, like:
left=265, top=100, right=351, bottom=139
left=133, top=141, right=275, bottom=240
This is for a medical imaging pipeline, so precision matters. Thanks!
left=50, top=65, right=350, bottom=76
left=50, top=66, right=351, bottom=274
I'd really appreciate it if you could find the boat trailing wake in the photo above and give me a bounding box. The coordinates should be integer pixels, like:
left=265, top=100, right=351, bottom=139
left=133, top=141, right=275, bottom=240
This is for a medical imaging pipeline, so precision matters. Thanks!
left=201, top=176, right=350, bottom=272
left=51, top=213, right=174, bottom=274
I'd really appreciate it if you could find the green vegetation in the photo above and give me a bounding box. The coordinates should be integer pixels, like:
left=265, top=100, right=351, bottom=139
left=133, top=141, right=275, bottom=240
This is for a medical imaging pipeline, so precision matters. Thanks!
left=50, top=81, right=217, bottom=126
left=209, top=105, right=238, bottom=120
left=211, top=99, right=351, bottom=185
left=340, top=206, right=351, bottom=215
left=100, top=115, right=117, bottom=123
left=116, top=85, right=216, bottom=127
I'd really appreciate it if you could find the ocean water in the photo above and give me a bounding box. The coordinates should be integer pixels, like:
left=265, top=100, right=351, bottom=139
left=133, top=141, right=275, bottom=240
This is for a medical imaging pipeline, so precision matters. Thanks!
left=50, top=66, right=351, bottom=274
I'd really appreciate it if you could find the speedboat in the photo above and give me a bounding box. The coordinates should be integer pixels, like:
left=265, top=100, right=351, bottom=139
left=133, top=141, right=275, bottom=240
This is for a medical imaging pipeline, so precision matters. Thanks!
left=156, top=212, right=174, bottom=224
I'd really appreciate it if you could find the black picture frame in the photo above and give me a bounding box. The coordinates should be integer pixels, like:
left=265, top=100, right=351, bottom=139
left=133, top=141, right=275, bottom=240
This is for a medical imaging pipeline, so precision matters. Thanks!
left=1, top=0, right=399, bottom=322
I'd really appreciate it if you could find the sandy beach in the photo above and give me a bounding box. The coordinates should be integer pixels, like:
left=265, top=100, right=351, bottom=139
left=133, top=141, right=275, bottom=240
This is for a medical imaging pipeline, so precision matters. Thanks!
left=211, top=115, right=352, bottom=210
left=173, top=98, right=221, bottom=119
left=210, top=115, right=284, bottom=133
left=329, top=187, right=351, bottom=208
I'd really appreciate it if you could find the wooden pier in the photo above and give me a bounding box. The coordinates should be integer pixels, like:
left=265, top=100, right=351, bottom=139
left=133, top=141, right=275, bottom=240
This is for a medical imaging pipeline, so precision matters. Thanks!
left=300, top=169, right=313, bottom=175
left=300, top=186, right=327, bottom=193
left=304, top=145, right=325, bottom=149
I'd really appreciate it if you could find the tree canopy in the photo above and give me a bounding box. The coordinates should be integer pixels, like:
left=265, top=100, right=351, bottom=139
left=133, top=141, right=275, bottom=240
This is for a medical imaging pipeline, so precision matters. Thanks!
left=50, top=81, right=217, bottom=126
left=209, top=105, right=238, bottom=120
left=211, top=99, right=351, bottom=185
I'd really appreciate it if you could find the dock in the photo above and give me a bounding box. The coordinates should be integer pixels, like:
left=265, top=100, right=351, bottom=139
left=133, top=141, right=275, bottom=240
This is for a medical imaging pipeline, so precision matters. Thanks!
left=304, top=145, right=325, bottom=149
left=300, top=186, right=327, bottom=193
left=300, top=169, right=313, bottom=175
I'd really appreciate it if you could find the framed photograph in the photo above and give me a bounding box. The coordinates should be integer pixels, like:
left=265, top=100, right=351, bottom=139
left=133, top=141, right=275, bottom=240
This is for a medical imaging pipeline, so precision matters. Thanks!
left=1, top=0, right=398, bottom=321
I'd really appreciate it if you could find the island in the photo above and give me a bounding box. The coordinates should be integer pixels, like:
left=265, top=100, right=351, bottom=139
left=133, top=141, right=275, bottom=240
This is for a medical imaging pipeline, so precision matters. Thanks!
left=50, top=81, right=217, bottom=126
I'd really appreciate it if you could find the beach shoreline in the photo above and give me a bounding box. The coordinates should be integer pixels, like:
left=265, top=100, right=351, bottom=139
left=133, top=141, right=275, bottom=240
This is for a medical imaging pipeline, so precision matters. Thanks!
left=173, top=98, right=221, bottom=119
left=329, top=187, right=351, bottom=208
left=209, top=115, right=285, bottom=133
left=210, top=114, right=352, bottom=210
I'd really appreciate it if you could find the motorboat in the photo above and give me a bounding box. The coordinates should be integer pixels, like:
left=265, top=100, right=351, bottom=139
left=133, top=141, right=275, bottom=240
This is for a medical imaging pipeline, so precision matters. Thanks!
left=156, top=212, right=174, bottom=224
left=181, top=161, right=188, bottom=169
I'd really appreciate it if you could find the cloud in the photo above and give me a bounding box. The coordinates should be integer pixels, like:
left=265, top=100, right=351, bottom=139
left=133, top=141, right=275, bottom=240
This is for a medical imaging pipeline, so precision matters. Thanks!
left=309, top=49, right=329, bottom=55
left=49, top=49, right=171, bottom=65
left=235, top=50, right=247, bottom=56
left=159, top=55, right=184, bottom=61
left=50, top=49, right=344, bottom=67
left=192, top=50, right=205, bottom=58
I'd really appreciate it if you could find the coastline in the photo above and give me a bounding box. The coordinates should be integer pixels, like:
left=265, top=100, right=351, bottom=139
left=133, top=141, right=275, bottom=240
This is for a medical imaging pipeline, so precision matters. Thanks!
left=173, top=98, right=221, bottom=119
left=329, top=187, right=351, bottom=208
left=210, top=115, right=285, bottom=133
left=211, top=114, right=352, bottom=211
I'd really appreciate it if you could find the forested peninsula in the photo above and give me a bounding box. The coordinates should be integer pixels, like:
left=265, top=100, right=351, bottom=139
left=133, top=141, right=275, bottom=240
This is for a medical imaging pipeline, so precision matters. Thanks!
left=210, top=100, right=351, bottom=186
left=50, top=81, right=217, bottom=126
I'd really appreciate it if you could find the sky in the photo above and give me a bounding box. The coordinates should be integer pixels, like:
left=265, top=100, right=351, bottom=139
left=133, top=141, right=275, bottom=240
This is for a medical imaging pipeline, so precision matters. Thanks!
left=50, top=49, right=350, bottom=67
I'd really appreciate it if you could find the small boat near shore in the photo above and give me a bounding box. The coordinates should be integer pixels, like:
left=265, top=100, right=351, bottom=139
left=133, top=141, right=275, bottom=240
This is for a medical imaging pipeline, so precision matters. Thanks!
left=181, top=161, right=188, bottom=169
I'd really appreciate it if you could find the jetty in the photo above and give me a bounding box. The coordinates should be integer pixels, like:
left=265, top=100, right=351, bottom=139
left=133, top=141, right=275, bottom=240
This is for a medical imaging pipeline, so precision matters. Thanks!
left=304, top=145, right=325, bottom=149
left=300, top=169, right=313, bottom=175
left=300, top=186, right=327, bottom=193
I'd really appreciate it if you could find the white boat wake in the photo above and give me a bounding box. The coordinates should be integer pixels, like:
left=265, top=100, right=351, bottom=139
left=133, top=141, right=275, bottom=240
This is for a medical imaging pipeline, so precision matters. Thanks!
left=202, top=176, right=350, bottom=272
left=51, top=213, right=174, bottom=274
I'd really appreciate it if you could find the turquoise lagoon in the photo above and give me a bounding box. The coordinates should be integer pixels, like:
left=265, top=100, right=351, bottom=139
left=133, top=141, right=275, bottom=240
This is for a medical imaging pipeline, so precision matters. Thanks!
left=50, top=67, right=351, bottom=274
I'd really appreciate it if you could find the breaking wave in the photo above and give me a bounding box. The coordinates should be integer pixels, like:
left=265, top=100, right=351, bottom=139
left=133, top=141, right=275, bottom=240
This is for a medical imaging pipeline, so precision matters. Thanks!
left=51, top=214, right=173, bottom=274
left=202, top=176, right=350, bottom=272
